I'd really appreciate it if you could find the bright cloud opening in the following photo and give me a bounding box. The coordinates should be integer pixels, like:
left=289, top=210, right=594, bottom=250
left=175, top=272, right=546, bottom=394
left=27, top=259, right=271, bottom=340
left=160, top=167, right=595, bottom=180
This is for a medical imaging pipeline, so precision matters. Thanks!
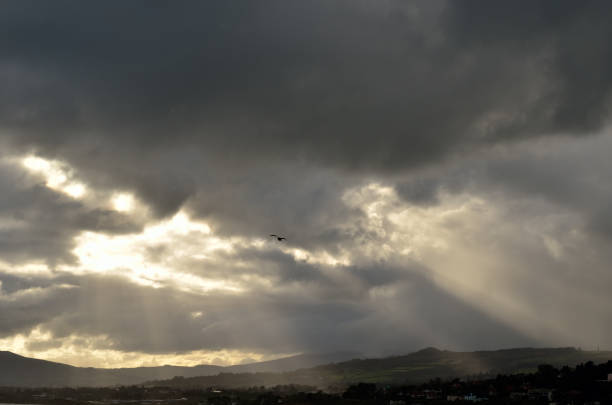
left=0, top=328, right=287, bottom=368
left=22, top=156, right=88, bottom=199
left=111, top=193, right=135, bottom=212
left=67, top=210, right=241, bottom=294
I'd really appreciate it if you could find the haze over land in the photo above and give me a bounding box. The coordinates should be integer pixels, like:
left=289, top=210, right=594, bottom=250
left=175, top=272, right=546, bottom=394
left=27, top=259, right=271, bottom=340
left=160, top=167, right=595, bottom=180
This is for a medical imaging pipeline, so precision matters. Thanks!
left=2, top=1, right=612, bottom=369
left=2, top=347, right=611, bottom=388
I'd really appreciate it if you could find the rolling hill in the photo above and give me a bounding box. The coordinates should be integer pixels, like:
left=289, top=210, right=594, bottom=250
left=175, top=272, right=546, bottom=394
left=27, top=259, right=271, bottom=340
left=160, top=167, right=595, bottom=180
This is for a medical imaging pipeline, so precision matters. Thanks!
left=2, top=347, right=611, bottom=388
left=0, top=350, right=358, bottom=387
left=147, top=347, right=612, bottom=389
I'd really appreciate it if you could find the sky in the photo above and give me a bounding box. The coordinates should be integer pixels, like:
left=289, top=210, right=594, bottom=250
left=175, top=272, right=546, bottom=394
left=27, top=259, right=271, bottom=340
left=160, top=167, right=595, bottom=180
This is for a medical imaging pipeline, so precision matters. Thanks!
left=1, top=0, right=612, bottom=368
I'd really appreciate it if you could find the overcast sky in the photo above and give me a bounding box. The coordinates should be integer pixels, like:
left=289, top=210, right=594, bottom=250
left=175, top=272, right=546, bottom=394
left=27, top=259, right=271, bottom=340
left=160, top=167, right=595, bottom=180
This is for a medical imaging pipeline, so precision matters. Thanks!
left=1, top=0, right=612, bottom=368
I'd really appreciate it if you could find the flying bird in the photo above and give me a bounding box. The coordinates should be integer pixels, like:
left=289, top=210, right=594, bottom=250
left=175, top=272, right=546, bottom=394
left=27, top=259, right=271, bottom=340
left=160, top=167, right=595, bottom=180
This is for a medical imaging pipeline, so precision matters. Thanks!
left=269, top=234, right=287, bottom=241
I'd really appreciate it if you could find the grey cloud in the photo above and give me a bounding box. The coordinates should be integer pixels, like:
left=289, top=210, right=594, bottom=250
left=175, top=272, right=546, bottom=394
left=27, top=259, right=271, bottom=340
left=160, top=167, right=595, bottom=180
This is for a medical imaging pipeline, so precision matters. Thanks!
left=201, top=247, right=328, bottom=285
left=446, top=1, right=612, bottom=134
left=0, top=161, right=141, bottom=265
left=2, top=1, right=612, bottom=230
left=25, top=338, right=65, bottom=352
left=485, top=145, right=612, bottom=245
left=1, top=264, right=536, bottom=355
left=185, top=164, right=364, bottom=246
left=0, top=273, right=78, bottom=337
left=395, top=178, right=441, bottom=206
left=393, top=132, right=612, bottom=241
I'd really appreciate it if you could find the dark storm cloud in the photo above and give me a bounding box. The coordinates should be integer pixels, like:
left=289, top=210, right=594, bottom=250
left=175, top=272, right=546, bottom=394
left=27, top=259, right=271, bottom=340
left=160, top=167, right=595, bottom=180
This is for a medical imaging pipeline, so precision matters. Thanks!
left=0, top=160, right=141, bottom=265
left=0, top=272, right=77, bottom=337
left=446, top=1, right=612, bottom=134
left=2, top=0, right=612, bottom=230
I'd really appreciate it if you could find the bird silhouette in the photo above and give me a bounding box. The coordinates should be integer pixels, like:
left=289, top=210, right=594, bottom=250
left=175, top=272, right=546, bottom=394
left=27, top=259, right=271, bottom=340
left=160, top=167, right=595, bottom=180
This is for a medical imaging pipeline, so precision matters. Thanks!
left=269, top=234, right=287, bottom=241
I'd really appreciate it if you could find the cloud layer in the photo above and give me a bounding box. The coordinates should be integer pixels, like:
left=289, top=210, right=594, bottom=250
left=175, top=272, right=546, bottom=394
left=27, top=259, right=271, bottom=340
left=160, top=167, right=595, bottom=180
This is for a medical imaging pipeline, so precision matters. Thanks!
left=1, top=1, right=612, bottom=366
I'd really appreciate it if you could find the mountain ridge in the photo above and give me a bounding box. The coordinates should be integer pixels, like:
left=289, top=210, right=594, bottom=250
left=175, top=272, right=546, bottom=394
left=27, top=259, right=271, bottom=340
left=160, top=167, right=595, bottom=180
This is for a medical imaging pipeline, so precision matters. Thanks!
left=0, top=350, right=359, bottom=387
left=2, top=347, right=611, bottom=388
left=147, top=347, right=612, bottom=388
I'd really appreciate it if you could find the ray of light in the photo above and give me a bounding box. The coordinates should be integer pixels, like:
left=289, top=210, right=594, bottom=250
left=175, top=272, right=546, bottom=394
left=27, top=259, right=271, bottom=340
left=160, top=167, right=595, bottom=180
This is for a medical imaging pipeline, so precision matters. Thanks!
left=341, top=181, right=612, bottom=348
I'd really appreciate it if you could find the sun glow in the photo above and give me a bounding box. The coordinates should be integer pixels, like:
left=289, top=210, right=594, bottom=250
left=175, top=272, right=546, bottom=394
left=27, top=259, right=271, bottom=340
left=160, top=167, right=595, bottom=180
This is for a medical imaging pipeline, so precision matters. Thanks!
left=286, top=247, right=351, bottom=267
left=16, top=155, right=252, bottom=295
left=22, top=156, right=88, bottom=199
left=111, top=193, right=135, bottom=212
left=67, top=210, right=241, bottom=293
left=0, top=328, right=287, bottom=368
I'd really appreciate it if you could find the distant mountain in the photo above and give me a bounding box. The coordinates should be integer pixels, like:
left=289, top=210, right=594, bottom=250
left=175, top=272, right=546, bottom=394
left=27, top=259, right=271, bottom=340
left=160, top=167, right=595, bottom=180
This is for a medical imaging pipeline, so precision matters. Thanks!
left=147, top=347, right=612, bottom=389
left=0, top=350, right=358, bottom=387
left=311, top=347, right=612, bottom=384
left=0, top=351, right=223, bottom=387
left=3, top=348, right=611, bottom=388
left=0, top=351, right=80, bottom=387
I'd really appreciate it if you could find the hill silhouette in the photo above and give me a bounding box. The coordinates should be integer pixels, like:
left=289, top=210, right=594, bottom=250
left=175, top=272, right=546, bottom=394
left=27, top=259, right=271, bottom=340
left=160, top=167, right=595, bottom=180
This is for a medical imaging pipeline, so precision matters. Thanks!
left=147, top=347, right=612, bottom=388
left=0, top=350, right=357, bottom=387
left=2, top=348, right=611, bottom=388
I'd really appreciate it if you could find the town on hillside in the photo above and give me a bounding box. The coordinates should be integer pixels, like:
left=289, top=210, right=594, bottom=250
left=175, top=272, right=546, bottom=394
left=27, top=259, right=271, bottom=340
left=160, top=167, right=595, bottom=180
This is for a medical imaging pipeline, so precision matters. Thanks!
left=1, top=360, right=611, bottom=405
